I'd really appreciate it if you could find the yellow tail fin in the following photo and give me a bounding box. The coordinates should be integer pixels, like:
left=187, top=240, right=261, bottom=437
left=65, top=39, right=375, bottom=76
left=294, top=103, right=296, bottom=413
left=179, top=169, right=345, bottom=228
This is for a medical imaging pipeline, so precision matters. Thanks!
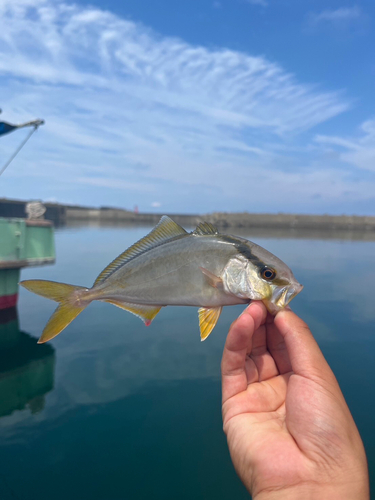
left=20, top=280, right=88, bottom=343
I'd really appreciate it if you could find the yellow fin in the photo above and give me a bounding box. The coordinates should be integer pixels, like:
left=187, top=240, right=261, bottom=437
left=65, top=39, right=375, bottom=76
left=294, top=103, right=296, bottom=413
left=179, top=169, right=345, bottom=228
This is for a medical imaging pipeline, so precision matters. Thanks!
left=20, top=280, right=86, bottom=302
left=94, top=216, right=187, bottom=286
left=20, top=280, right=89, bottom=343
left=103, top=299, right=161, bottom=326
left=38, top=301, right=85, bottom=343
left=198, top=306, right=222, bottom=341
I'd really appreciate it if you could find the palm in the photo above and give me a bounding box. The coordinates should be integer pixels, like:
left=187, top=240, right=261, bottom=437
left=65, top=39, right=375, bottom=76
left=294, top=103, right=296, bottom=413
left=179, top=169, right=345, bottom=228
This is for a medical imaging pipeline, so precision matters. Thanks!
left=221, top=303, right=365, bottom=498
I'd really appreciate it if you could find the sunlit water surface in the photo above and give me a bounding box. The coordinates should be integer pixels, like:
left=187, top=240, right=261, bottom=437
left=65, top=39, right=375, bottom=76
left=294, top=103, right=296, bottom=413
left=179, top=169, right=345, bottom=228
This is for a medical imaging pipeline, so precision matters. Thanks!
left=0, top=225, right=374, bottom=499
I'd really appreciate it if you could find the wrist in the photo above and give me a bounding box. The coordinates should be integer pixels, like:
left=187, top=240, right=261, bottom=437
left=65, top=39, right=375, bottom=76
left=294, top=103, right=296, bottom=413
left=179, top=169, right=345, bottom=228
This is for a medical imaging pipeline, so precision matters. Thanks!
left=253, top=480, right=369, bottom=500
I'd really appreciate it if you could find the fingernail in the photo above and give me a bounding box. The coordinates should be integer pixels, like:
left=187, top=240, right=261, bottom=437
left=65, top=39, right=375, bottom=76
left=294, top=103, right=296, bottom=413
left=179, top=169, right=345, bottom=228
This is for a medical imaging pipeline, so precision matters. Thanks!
left=240, top=304, right=251, bottom=317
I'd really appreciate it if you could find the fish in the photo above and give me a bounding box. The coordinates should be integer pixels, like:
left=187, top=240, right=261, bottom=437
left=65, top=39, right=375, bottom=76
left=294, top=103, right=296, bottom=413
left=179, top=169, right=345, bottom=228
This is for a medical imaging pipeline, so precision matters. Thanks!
left=20, top=216, right=303, bottom=344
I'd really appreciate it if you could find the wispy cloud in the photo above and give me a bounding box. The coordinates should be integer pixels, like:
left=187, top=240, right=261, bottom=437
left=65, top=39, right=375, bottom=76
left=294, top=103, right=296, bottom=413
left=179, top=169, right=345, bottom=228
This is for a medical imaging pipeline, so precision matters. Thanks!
left=0, top=0, right=372, bottom=214
left=308, top=6, right=362, bottom=26
left=0, top=0, right=346, bottom=134
left=315, top=119, right=375, bottom=173
left=245, top=0, right=268, bottom=7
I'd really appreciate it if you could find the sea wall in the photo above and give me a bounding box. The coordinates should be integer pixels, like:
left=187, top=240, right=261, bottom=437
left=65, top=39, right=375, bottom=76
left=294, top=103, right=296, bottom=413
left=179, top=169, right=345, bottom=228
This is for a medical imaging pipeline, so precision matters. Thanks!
left=65, top=207, right=200, bottom=226
left=65, top=207, right=375, bottom=232
left=201, top=212, right=375, bottom=231
left=1, top=198, right=375, bottom=232
left=0, top=198, right=65, bottom=225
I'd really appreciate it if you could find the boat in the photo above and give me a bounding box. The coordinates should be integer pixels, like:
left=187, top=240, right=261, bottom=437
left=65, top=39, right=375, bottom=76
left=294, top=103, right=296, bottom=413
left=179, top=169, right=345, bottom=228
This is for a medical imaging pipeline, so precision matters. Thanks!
left=0, top=110, right=55, bottom=310
left=0, top=216, right=55, bottom=309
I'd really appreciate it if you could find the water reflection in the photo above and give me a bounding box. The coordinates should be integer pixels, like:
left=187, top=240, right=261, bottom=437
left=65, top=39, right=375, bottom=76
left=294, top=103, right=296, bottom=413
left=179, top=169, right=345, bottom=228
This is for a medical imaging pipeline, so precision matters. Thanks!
left=0, top=225, right=373, bottom=499
left=0, top=307, right=55, bottom=418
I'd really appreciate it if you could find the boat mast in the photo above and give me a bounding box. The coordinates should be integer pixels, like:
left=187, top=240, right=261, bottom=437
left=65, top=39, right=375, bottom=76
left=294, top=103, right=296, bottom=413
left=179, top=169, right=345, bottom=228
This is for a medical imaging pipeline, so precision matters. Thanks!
left=0, top=111, right=45, bottom=176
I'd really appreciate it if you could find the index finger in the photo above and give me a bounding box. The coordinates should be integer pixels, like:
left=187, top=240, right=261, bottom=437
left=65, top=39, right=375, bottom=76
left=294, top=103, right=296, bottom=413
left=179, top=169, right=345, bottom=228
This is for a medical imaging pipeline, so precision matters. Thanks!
left=221, top=302, right=267, bottom=403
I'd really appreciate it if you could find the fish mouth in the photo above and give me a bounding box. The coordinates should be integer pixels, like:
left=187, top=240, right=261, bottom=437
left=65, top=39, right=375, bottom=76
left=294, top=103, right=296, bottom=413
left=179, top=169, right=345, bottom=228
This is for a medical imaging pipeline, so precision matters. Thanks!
left=273, top=283, right=303, bottom=309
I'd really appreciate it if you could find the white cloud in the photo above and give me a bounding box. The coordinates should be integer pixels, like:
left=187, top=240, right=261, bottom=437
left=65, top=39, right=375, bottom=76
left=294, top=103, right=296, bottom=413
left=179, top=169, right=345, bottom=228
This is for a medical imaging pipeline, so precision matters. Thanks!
left=315, top=119, right=375, bottom=173
left=0, top=0, right=371, bottom=214
left=309, top=6, right=362, bottom=25
left=245, top=0, right=268, bottom=6
left=0, top=0, right=347, bottom=135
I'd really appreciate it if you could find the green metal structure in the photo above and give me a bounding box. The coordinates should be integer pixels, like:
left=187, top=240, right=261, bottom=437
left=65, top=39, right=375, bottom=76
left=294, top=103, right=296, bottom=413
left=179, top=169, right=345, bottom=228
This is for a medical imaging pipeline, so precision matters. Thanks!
left=0, top=217, right=55, bottom=309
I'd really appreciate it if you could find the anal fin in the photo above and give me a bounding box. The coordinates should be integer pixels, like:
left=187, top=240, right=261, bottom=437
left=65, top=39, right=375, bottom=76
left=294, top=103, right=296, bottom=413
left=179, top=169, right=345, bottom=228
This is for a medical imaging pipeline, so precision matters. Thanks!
left=103, top=299, right=161, bottom=326
left=198, top=306, right=222, bottom=341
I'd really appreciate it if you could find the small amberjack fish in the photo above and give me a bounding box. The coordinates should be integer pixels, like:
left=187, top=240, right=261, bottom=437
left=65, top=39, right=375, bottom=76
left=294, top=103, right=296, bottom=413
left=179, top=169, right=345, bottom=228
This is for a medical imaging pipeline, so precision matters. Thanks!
left=21, top=216, right=303, bottom=343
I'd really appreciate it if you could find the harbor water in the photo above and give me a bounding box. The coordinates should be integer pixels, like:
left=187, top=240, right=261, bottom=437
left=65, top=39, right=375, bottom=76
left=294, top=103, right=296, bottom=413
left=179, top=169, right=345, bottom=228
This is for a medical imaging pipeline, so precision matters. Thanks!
left=0, top=224, right=374, bottom=499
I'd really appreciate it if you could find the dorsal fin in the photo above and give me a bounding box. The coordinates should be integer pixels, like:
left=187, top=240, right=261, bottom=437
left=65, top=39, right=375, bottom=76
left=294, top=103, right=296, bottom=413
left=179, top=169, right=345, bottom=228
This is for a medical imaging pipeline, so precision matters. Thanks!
left=94, top=216, right=187, bottom=286
left=192, top=221, right=219, bottom=236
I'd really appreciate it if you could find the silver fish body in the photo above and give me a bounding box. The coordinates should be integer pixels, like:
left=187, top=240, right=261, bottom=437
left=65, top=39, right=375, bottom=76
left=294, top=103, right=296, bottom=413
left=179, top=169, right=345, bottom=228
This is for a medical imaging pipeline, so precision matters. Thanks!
left=21, top=216, right=303, bottom=343
left=96, top=234, right=250, bottom=307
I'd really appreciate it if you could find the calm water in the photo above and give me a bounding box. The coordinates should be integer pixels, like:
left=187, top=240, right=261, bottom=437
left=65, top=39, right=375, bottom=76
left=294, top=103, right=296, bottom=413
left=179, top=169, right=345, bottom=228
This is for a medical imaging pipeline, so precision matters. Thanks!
left=0, top=225, right=374, bottom=499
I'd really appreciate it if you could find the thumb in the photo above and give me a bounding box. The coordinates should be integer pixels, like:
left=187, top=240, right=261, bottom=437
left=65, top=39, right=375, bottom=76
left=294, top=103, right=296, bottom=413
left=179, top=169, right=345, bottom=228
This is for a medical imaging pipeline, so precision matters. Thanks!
left=274, top=309, right=336, bottom=383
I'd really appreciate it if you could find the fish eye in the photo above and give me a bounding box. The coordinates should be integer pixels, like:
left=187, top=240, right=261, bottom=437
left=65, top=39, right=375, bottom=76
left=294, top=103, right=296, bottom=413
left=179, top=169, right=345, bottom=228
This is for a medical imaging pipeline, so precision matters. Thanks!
left=261, top=267, right=276, bottom=281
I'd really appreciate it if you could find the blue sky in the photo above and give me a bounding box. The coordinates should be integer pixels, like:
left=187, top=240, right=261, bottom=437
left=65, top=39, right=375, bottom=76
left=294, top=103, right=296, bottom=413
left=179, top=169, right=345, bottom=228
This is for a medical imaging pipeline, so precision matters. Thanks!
left=0, top=0, right=374, bottom=215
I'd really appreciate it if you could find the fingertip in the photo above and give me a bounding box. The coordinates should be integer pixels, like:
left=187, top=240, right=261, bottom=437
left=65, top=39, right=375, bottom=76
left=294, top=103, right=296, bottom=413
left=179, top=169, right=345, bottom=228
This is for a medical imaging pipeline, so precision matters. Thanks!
left=275, top=308, right=307, bottom=333
left=226, top=309, right=254, bottom=352
left=247, top=301, right=267, bottom=330
left=274, top=310, right=295, bottom=337
left=235, top=308, right=255, bottom=334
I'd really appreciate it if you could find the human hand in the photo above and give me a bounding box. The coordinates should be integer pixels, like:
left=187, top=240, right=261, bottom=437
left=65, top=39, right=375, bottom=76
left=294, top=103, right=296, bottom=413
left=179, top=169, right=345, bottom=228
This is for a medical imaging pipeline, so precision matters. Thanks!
left=221, top=302, right=369, bottom=500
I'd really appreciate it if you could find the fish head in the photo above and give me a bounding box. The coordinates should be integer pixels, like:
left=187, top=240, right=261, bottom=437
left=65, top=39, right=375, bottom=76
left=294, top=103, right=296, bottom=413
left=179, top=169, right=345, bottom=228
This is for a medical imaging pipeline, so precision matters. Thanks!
left=245, top=240, right=303, bottom=314
left=222, top=237, right=303, bottom=314
left=261, top=278, right=304, bottom=315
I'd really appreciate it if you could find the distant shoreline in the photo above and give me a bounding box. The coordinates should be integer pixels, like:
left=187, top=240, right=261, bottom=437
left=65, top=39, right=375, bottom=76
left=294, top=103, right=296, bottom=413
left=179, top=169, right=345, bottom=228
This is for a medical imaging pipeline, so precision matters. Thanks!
left=1, top=197, right=375, bottom=233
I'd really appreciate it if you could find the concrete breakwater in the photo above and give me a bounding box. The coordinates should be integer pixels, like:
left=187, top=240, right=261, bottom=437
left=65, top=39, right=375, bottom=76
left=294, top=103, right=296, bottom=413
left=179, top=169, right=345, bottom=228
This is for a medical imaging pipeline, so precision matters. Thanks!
left=1, top=198, right=375, bottom=233
left=203, top=212, right=375, bottom=231
left=67, top=208, right=375, bottom=234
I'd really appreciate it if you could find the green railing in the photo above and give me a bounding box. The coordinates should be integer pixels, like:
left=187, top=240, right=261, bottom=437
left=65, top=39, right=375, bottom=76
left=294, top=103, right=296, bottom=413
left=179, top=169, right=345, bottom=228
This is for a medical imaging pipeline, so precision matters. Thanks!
left=0, top=218, right=55, bottom=267
left=0, top=217, right=55, bottom=309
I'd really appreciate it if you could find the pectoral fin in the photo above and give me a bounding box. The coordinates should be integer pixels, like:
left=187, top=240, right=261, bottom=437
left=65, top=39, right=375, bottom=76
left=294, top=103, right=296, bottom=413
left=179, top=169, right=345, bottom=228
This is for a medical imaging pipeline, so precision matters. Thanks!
left=103, top=299, right=161, bottom=326
left=199, top=267, right=223, bottom=290
left=198, top=306, right=222, bottom=341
